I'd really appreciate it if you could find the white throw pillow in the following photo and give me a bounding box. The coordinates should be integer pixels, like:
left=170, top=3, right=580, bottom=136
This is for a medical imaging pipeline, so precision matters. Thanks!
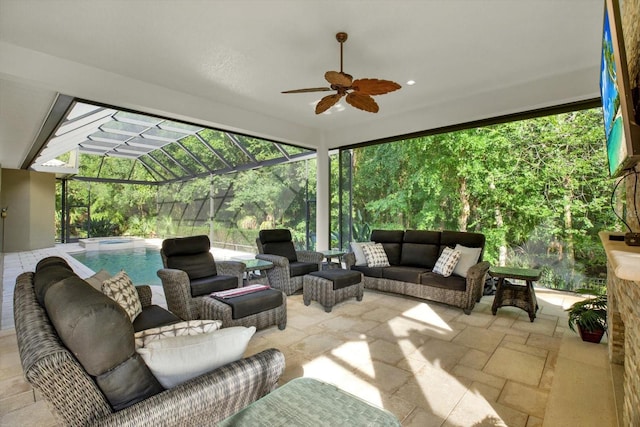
left=433, top=247, right=461, bottom=277
left=101, top=271, right=142, bottom=321
left=134, top=320, right=223, bottom=349
left=452, top=244, right=482, bottom=278
left=137, top=326, right=256, bottom=388
left=84, top=269, right=113, bottom=291
left=350, top=241, right=373, bottom=266
left=362, top=243, right=390, bottom=267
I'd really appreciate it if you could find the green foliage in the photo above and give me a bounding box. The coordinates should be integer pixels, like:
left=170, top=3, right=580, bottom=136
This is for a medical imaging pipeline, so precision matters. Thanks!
left=566, top=291, right=607, bottom=333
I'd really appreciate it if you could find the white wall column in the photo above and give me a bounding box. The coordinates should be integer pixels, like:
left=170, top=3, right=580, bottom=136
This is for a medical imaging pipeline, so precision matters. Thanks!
left=315, top=142, right=330, bottom=251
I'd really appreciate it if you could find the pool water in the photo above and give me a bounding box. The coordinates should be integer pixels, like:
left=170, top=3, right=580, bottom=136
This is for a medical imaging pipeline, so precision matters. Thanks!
left=71, top=247, right=163, bottom=285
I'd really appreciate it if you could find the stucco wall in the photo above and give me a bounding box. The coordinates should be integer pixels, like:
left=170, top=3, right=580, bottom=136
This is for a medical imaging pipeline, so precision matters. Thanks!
left=0, top=169, right=55, bottom=252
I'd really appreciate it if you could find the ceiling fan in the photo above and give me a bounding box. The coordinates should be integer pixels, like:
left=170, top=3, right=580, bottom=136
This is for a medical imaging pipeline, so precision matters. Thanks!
left=282, top=32, right=401, bottom=114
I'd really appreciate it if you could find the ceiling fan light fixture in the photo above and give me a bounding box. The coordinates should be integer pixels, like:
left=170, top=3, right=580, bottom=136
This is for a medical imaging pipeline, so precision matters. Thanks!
left=282, top=32, right=401, bottom=114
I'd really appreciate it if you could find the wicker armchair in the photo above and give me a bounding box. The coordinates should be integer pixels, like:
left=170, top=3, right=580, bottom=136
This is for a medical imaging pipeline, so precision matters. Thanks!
left=255, top=229, right=323, bottom=295
left=13, top=271, right=285, bottom=427
left=157, top=235, right=245, bottom=320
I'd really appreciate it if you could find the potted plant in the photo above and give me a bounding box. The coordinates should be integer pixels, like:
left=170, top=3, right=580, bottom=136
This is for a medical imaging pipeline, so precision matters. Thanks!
left=566, top=290, right=607, bottom=343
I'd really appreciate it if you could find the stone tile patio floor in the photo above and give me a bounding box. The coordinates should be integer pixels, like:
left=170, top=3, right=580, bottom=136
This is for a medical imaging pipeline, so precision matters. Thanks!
left=0, top=248, right=618, bottom=426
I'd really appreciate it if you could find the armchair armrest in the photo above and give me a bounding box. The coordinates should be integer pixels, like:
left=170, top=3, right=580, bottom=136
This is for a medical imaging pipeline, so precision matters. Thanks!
left=215, top=261, right=245, bottom=288
left=157, top=268, right=193, bottom=320
left=466, top=261, right=491, bottom=303
left=343, top=252, right=356, bottom=269
left=296, top=250, right=324, bottom=265
left=136, top=285, right=153, bottom=307
left=255, top=254, right=292, bottom=294
left=95, top=348, right=285, bottom=427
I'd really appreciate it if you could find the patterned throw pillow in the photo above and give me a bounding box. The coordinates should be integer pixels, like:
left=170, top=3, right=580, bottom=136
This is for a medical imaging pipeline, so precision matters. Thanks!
left=362, top=243, right=391, bottom=267
left=102, top=271, right=142, bottom=321
left=433, top=247, right=462, bottom=277
left=134, top=320, right=223, bottom=349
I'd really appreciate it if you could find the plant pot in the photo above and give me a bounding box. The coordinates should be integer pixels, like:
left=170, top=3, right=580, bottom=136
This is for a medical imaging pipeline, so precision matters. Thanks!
left=578, top=325, right=605, bottom=343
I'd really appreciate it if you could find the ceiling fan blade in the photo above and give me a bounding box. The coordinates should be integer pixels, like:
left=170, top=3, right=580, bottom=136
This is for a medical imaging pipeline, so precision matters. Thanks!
left=351, top=79, right=401, bottom=95
left=345, top=92, right=379, bottom=113
left=282, top=87, right=333, bottom=94
left=325, top=71, right=353, bottom=87
left=315, top=93, right=343, bottom=114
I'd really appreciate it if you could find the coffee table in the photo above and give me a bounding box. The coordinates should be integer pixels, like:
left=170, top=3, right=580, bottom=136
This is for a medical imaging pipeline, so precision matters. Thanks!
left=490, top=266, right=541, bottom=322
left=218, top=377, right=401, bottom=426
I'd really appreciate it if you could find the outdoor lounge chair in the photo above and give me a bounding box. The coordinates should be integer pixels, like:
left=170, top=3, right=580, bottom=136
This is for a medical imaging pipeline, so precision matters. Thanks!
left=255, top=229, right=323, bottom=295
left=157, top=235, right=244, bottom=320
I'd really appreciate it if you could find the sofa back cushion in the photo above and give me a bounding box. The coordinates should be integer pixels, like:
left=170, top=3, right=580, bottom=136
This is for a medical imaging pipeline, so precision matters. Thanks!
left=370, top=230, right=404, bottom=265
left=258, top=229, right=298, bottom=263
left=400, top=230, right=441, bottom=268
left=44, top=276, right=163, bottom=410
left=33, top=263, right=76, bottom=306
left=162, top=235, right=218, bottom=279
left=440, top=230, right=485, bottom=260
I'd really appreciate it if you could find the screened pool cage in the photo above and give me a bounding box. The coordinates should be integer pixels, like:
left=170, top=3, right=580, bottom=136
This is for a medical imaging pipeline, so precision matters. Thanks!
left=37, top=97, right=335, bottom=252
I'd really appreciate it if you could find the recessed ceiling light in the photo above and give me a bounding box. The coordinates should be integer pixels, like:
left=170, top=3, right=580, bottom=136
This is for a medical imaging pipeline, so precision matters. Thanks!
left=407, top=80, right=416, bottom=86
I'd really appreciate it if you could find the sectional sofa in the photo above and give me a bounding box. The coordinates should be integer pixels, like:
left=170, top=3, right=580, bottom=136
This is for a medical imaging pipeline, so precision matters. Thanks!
left=344, top=229, right=490, bottom=314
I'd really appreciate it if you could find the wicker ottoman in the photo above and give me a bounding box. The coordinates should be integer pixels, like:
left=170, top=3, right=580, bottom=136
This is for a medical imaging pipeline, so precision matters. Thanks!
left=201, top=289, right=287, bottom=330
left=303, top=270, right=363, bottom=312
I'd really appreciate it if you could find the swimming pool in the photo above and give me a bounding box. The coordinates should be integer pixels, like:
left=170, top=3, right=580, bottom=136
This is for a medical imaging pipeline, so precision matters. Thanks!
left=71, top=247, right=163, bottom=285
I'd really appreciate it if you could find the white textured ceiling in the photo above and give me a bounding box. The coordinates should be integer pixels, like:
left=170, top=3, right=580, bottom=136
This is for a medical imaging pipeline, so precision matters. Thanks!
left=0, top=0, right=604, bottom=169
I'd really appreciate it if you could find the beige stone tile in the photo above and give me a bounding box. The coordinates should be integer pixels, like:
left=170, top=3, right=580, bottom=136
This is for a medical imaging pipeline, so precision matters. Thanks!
left=411, top=340, right=468, bottom=372
left=526, top=333, right=562, bottom=351
left=543, top=351, right=616, bottom=427
left=379, top=394, right=416, bottom=425
left=557, top=334, right=609, bottom=368
left=501, top=341, right=548, bottom=358
left=453, top=365, right=506, bottom=390
left=457, top=348, right=491, bottom=371
left=483, top=347, right=546, bottom=386
left=0, top=375, right=32, bottom=400
left=443, top=388, right=513, bottom=427
left=402, top=407, right=446, bottom=427
left=361, top=306, right=399, bottom=322
left=498, top=381, right=548, bottom=419
left=469, top=381, right=502, bottom=402
left=526, top=415, right=544, bottom=427
left=452, top=326, right=505, bottom=353
left=355, top=360, right=412, bottom=393
left=394, top=365, right=471, bottom=419
left=290, top=333, right=345, bottom=357
left=491, top=401, right=529, bottom=427
left=502, top=334, right=528, bottom=344
left=489, top=324, right=530, bottom=338
left=359, top=340, right=402, bottom=366
left=300, top=355, right=357, bottom=384
left=278, top=352, right=310, bottom=384
left=0, top=399, right=57, bottom=427
left=0, top=389, right=36, bottom=415
left=510, top=317, right=557, bottom=337
left=452, top=312, right=495, bottom=328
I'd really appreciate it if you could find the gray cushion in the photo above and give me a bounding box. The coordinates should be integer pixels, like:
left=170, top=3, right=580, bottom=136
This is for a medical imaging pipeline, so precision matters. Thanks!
left=382, top=266, right=429, bottom=284
left=190, top=274, right=238, bottom=297
left=441, top=230, right=485, bottom=260
left=420, top=272, right=467, bottom=291
left=213, top=289, right=283, bottom=319
left=162, top=235, right=218, bottom=278
left=370, top=230, right=404, bottom=265
left=132, top=305, right=182, bottom=333
left=309, top=269, right=362, bottom=290
left=351, top=264, right=385, bottom=278
left=35, top=256, right=71, bottom=271
left=400, top=230, right=441, bottom=268
left=289, top=261, right=318, bottom=277
left=33, top=263, right=76, bottom=306
left=44, top=276, right=163, bottom=410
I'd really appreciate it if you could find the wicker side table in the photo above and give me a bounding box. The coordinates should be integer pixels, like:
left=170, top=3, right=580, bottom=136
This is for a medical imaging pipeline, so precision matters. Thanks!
left=490, top=266, right=541, bottom=322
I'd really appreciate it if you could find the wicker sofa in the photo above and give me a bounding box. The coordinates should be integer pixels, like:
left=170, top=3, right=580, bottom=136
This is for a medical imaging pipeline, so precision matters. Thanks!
left=344, top=230, right=490, bottom=314
left=13, top=260, right=285, bottom=426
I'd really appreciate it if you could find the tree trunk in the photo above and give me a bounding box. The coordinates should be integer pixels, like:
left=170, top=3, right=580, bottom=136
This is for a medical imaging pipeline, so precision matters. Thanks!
left=459, top=178, right=469, bottom=232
